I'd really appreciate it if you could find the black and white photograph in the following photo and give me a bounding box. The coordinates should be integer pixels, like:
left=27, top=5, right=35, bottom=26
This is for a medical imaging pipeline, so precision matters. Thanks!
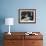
left=19, top=9, right=36, bottom=23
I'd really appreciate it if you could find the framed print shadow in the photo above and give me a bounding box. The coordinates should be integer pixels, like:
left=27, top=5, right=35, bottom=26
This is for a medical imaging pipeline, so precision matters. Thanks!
left=18, top=9, right=36, bottom=24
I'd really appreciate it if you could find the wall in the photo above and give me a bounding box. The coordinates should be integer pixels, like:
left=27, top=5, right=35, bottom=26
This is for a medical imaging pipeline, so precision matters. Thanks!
left=0, top=0, right=46, bottom=46
left=0, top=0, right=46, bottom=32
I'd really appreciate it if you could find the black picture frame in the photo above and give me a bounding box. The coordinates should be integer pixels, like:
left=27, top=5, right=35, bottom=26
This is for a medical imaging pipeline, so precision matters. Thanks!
left=18, top=9, right=36, bottom=24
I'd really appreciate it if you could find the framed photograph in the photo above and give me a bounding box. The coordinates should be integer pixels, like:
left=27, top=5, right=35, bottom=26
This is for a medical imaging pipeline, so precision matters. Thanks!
left=18, top=9, right=36, bottom=23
